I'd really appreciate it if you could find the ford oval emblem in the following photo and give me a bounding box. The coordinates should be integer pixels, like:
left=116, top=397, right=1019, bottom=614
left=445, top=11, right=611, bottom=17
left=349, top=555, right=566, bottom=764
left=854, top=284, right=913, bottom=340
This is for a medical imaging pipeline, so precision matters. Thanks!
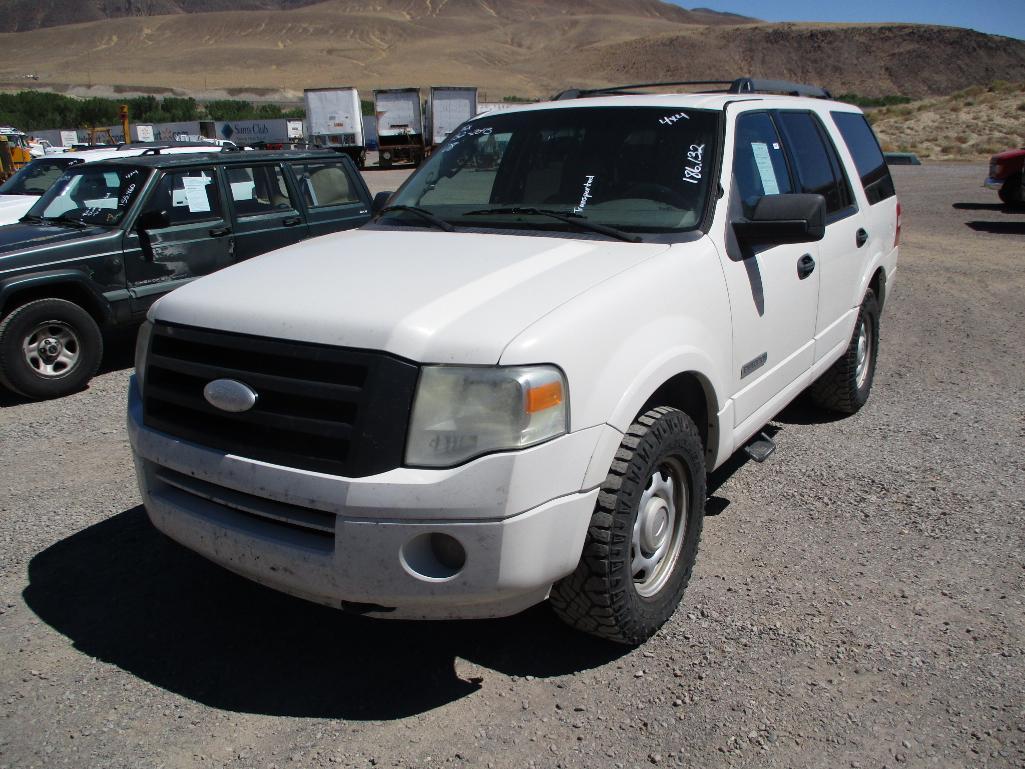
left=203, top=379, right=258, bottom=413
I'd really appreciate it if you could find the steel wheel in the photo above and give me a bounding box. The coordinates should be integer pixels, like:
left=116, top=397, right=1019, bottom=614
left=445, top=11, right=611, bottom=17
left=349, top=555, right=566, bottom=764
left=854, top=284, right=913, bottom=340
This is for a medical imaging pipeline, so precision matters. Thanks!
left=854, top=315, right=872, bottom=390
left=632, top=457, right=688, bottom=598
left=23, top=321, right=80, bottom=377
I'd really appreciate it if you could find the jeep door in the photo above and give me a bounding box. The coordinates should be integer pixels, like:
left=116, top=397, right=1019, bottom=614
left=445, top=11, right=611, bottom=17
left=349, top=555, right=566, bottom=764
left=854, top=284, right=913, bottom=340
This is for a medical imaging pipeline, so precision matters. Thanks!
left=287, top=157, right=371, bottom=238
left=719, top=111, right=821, bottom=429
left=225, top=162, right=309, bottom=260
left=123, top=167, right=234, bottom=315
left=775, top=110, right=869, bottom=363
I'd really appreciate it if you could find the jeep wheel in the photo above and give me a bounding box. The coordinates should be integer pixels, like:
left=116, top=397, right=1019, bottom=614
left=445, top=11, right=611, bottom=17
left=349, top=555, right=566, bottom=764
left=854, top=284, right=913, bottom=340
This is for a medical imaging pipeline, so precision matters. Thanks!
left=550, top=407, right=706, bottom=645
left=809, top=289, right=880, bottom=414
left=0, top=298, right=103, bottom=399
left=997, top=173, right=1024, bottom=207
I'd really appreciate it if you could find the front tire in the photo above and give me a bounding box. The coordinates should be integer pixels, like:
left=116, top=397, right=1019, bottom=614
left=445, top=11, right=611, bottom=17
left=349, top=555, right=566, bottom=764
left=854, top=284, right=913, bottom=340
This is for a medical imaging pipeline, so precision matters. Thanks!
left=550, top=407, right=706, bottom=645
left=809, top=289, right=880, bottom=414
left=0, top=298, right=103, bottom=399
left=997, top=173, right=1023, bottom=206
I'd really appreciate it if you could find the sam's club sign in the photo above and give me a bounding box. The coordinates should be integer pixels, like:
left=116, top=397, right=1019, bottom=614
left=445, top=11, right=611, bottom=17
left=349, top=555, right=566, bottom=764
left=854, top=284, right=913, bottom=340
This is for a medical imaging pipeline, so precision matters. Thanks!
left=218, top=121, right=275, bottom=142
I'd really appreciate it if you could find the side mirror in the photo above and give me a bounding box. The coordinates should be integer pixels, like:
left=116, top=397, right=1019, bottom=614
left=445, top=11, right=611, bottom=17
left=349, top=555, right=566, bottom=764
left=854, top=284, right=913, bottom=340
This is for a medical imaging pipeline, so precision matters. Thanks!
left=136, top=209, right=171, bottom=232
left=733, top=193, right=826, bottom=246
left=372, top=191, right=393, bottom=214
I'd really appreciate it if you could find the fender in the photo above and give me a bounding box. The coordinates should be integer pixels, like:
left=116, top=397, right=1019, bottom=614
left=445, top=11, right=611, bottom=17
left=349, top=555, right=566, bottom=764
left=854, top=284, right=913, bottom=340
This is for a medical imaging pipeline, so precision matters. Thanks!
left=0, top=269, right=113, bottom=321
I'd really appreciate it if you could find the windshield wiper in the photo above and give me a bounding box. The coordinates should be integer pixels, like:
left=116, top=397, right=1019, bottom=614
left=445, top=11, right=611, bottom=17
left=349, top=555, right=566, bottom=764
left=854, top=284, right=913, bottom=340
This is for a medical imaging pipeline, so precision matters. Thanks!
left=44, top=213, right=90, bottom=229
left=462, top=207, right=641, bottom=243
left=19, top=214, right=46, bottom=224
left=377, top=205, right=454, bottom=232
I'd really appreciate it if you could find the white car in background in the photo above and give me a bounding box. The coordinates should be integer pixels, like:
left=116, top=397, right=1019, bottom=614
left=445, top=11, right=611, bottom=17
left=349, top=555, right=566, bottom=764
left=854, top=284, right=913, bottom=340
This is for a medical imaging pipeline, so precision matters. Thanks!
left=0, top=144, right=229, bottom=226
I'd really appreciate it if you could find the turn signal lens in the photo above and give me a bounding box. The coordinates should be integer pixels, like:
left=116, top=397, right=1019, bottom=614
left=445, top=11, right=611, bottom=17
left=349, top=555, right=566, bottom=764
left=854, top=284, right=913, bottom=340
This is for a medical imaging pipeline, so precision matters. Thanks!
left=526, top=380, right=563, bottom=413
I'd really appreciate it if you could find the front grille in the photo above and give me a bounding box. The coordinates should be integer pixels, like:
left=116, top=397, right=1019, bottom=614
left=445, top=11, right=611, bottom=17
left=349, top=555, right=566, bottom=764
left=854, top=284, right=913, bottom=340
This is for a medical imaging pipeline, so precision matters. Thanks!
left=142, top=323, right=419, bottom=477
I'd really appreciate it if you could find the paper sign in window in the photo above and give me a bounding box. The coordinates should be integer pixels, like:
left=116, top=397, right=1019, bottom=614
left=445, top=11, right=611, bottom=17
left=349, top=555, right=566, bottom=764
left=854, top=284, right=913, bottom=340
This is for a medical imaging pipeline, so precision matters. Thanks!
left=182, top=176, right=211, bottom=213
left=751, top=142, right=780, bottom=195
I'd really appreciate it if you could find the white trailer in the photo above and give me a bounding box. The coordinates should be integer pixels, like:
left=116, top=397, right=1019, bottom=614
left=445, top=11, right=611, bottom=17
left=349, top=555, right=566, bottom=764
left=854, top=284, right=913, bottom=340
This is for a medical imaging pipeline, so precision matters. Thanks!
left=374, top=88, right=424, bottom=167
left=427, top=87, right=478, bottom=147
left=304, top=87, right=366, bottom=168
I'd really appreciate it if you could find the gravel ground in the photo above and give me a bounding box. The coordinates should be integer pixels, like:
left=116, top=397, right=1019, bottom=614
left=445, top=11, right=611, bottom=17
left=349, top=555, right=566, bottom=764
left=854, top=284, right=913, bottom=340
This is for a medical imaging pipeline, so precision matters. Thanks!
left=1, top=163, right=1023, bottom=769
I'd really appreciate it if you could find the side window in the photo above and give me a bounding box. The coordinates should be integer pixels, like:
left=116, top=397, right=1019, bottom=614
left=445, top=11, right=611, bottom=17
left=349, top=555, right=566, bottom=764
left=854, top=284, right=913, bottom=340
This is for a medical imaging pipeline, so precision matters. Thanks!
left=291, top=162, right=359, bottom=208
left=143, top=169, right=223, bottom=224
left=777, top=112, right=854, bottom=216
left=831, top=111, right=896, bottom=205
left=227, top=164, right=296, bottom=217
left=732, top=112, right=794, bottom=216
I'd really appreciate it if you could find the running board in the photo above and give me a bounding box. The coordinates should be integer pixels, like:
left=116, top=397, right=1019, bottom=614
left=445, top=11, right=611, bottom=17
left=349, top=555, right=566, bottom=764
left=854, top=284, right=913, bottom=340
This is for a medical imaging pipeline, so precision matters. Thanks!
left=743, top=432, right=777, bottom=463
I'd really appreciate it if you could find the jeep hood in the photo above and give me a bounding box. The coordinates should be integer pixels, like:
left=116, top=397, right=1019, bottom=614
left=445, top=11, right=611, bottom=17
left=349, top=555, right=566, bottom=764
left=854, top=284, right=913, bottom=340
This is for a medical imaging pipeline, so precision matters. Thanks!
left=152, top=229, right=669, bottom=363
left=0, top=221, right=113, bottom=256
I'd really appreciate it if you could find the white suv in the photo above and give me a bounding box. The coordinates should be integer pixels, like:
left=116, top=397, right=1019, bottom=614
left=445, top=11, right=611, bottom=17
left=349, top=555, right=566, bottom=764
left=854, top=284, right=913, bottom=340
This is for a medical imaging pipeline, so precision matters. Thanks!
left=128, top=79, right=899, bottom=645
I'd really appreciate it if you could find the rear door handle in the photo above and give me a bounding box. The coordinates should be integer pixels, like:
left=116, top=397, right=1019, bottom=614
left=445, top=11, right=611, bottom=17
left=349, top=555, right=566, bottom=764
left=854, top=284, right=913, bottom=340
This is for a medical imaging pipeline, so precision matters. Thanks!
left=208, top=226, right=231, bottom=237
left=797, top=254, right=816, bottom=280
left=856, top=228, right=868, bottom=248
left=282, top=216, right=302, bottom=227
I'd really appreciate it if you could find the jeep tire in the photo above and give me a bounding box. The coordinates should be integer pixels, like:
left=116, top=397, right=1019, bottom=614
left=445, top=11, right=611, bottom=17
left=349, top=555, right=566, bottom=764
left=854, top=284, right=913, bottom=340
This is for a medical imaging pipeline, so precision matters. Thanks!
left=550, top=407, right=706, bottom=645
left=997, top=173, right=1024, bottom=207
left=0, top=298, right=103, bottom=400
left=809, top=289, right=880, bottom=414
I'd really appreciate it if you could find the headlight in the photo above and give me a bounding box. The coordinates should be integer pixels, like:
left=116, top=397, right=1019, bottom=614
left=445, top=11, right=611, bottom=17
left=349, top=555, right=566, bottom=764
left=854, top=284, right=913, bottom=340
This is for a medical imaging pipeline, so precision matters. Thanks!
left=134, top=320, right=153, bottom=392
left=405, top=365, right=568, bottom=468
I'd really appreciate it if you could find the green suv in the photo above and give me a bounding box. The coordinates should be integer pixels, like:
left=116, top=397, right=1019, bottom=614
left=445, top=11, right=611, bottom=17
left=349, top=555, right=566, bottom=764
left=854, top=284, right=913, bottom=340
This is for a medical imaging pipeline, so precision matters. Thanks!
left=0, top=149, right=372, bottom=399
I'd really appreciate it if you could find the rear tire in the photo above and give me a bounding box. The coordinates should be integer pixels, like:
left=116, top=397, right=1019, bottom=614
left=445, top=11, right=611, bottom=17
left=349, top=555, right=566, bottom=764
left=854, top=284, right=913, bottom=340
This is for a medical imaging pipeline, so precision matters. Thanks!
left=550, top=407, right=706, bottom=645
left=0, top=298, right=103, bottom=400
left=809, top=289, right=880, bottom=414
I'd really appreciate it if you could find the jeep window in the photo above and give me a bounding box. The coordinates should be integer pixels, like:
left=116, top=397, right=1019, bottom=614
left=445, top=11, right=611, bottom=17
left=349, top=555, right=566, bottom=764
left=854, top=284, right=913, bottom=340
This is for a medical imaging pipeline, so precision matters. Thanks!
left=228, top=164, right=296, bottom=217
left=0, top=157, right=79, bottom=196
left=777, top=111, right=855, bottom=216
left=732, top=112, right=795, bottom=217
left=386, top=106, right=719, bottom=234
left=831, top=111, right=896, bottom=205
left=26, top=164, right=149, bottom=226
left=142, top=169, right=224, bottom=225
left=291, top=162, right=360, bottom=208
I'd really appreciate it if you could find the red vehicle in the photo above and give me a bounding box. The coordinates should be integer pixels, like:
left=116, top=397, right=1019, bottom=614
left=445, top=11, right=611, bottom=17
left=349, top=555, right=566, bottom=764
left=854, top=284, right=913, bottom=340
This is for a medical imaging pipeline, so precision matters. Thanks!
left=984, top=147, right=1025, bottom=206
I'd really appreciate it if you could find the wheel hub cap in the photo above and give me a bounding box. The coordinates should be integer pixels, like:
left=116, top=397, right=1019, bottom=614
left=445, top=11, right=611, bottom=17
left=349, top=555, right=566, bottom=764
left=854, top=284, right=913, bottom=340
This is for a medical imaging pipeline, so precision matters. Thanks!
left=23, top=322, right=80, bottom=378
left=855, top=319, right=871, bottom=389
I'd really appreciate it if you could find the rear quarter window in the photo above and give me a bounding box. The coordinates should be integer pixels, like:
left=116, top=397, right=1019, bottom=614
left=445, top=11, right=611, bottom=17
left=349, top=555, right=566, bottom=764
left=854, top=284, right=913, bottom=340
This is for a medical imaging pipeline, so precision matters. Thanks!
left=831, top=111, right=896, bottom=205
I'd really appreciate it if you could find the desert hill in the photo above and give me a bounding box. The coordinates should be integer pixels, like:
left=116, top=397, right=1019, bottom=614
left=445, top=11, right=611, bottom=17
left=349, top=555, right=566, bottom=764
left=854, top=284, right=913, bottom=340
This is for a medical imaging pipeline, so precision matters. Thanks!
left=0, top=0, right=1022, bottom=100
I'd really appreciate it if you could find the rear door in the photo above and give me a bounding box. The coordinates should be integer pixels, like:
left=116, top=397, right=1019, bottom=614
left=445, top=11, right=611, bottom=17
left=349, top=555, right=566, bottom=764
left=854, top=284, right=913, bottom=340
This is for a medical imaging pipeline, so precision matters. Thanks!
left=775, top=110, right=868, bottom=363
left=124, top=166, right=234, bottom=314
left=286, top=156, right=371, bottom=238
left=225, top=162, right=309, bottom=260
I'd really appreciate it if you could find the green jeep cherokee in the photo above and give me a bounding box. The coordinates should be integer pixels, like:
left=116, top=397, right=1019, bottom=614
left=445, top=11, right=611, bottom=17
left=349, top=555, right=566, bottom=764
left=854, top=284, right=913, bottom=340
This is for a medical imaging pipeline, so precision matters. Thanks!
left=0, top=149, right=372, bottom=399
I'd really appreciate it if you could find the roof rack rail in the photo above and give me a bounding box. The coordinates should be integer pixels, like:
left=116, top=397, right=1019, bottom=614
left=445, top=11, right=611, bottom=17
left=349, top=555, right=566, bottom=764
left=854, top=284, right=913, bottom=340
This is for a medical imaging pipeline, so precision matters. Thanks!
left=553, top=77, right=831, bottom=101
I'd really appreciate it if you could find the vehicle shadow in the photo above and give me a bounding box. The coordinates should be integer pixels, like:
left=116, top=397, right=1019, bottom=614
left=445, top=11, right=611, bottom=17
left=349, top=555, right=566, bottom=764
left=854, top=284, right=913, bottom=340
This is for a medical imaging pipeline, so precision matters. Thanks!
left=23, top=506, right=628, bottom=720
left=966, top=220, right=1025, bottom=235
left=951, top=202, right=1011, bottom=212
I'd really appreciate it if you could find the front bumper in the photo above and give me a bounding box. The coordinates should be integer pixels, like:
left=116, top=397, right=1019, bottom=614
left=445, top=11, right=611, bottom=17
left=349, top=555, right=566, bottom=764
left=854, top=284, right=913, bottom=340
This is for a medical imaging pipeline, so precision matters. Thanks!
left=128, top=376, right=606, bottom=619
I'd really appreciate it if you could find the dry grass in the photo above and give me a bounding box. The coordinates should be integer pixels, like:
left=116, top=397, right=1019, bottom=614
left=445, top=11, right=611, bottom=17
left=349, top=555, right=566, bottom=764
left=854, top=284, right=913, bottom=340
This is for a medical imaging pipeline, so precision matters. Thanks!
left=870, top=81, right=1025, bottom=160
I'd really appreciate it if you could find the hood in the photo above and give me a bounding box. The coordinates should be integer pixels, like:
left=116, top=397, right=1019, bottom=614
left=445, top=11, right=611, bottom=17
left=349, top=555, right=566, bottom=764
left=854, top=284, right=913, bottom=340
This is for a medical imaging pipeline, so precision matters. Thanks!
left=0, top=221, right=113, bottom=256
left=152, top=229, right=670, bottom=364
left=0, top=195, right=35, bottom=226
left=991, top=148, right=1025, bottom=163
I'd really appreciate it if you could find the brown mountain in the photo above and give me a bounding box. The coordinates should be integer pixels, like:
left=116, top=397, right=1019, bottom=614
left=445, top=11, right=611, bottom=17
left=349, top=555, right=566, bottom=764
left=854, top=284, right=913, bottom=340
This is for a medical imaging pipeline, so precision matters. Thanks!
left=0, top=1, right=1022, bottom=100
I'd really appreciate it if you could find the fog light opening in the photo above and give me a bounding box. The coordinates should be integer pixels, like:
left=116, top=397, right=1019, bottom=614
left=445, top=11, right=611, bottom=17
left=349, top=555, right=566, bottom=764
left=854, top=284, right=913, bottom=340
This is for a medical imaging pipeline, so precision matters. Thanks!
left=400, top=532, right=467, bottom=581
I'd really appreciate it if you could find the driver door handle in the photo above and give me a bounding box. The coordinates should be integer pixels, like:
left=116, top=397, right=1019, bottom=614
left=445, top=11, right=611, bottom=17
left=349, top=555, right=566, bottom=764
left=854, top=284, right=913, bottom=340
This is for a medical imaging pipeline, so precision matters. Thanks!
left=282, top=216, right=302, bottom=227
left=856, top=228, right=868, bottom=248
left=209, top=226, right=231, bottom=237
left=797, top=254, right=816, bottom=280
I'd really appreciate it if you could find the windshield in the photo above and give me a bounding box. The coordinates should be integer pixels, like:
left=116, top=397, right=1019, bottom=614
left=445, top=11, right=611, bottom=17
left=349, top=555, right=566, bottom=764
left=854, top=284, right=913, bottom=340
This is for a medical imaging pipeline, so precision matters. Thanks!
left=26, top=164, right=149, bottom=227
left=0, top=157, right=79, bottom=196
left=387, top=106, right=719, bottom=235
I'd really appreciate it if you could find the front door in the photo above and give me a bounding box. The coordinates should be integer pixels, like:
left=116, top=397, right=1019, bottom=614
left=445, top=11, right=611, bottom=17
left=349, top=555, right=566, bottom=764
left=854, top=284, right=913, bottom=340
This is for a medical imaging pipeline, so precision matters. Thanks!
left=124, top=167, right=234, bottom=315
left=225, top=162, right=309, bottom=261
left=720, top=111, right=821, bottom=430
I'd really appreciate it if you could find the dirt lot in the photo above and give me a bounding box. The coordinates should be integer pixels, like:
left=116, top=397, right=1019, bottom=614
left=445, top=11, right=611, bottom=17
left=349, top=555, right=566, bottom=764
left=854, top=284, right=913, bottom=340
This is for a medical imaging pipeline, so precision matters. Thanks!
left=0, top=164, right=1023, bottom=769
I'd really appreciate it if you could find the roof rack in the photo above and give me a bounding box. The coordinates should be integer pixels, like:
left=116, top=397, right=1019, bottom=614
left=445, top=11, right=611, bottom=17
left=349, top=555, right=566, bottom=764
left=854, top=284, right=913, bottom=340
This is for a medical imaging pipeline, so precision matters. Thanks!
left=553, top=77, right=831, bottom=101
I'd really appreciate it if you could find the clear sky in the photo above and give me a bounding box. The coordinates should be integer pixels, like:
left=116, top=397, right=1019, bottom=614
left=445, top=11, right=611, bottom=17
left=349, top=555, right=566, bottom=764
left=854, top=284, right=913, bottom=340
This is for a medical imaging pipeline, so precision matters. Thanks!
left=678, top=1, right=1025, bottom=41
